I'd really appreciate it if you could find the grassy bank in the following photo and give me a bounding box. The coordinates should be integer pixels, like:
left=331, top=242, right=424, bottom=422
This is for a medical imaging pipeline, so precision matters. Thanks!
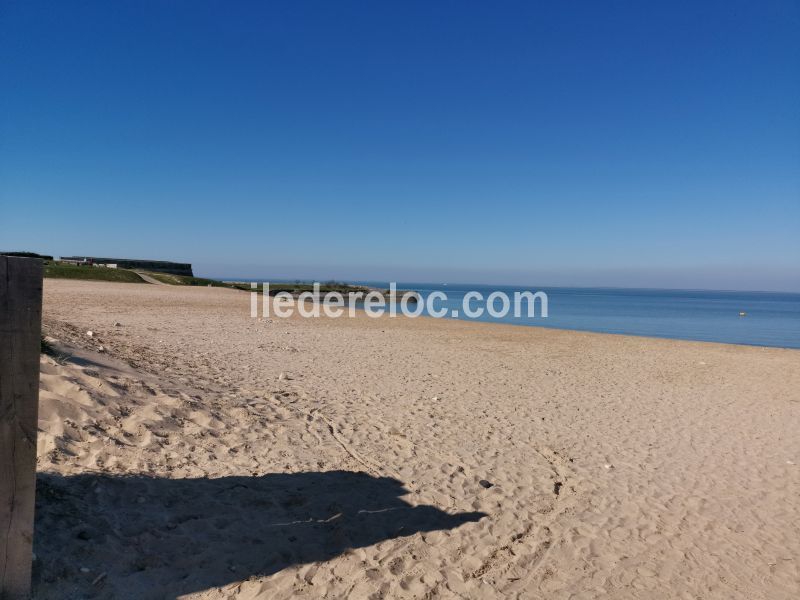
left=137, top=271, right=230, bottom=287
left=149, top=274, right=371, bottom=295
left=44, top=263, right=386, bottom=297
left=44, top=263, right=146, bottom=283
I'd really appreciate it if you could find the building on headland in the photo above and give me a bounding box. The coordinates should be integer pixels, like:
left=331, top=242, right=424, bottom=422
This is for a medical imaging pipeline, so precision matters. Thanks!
left=59, top=257, right=193, bottom=276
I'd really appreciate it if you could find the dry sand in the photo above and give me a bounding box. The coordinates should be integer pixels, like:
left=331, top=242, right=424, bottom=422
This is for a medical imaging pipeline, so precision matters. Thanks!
left=33, top=279, right=800, bottom=599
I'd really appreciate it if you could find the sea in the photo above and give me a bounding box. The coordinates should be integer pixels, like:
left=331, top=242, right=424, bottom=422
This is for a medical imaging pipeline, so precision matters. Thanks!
left=353, top=282, right=800, bottom=349
left=232, top=278, right=800, bottom=349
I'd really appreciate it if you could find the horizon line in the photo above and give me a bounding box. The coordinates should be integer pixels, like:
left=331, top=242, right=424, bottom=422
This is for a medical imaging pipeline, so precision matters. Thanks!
left=208, top=277, right=800, bottom=296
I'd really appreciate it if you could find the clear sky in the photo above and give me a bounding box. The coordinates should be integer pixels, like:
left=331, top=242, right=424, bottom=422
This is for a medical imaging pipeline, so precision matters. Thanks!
left=1, top=1, right=799, bottom=290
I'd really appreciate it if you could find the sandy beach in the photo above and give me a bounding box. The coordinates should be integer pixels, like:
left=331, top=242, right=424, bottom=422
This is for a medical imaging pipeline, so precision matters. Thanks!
left=33, top=279, right=800, bottom=599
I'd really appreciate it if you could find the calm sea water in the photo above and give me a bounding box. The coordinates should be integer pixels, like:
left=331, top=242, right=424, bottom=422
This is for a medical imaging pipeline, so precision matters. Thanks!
left=355, top=282, right=800, bottom=349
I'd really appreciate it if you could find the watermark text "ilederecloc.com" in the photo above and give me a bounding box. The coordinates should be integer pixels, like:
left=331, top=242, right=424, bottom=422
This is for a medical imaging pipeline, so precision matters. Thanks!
left=250, top=283, right=548, bottom=320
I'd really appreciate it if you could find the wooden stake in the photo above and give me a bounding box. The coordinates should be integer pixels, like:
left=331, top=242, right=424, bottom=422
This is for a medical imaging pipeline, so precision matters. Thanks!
left=0, top=257, right=43, bottom=599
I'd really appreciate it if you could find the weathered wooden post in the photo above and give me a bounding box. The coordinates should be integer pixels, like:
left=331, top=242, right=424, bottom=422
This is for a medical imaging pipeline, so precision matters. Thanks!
left=0, top=257, right=42, bottom=599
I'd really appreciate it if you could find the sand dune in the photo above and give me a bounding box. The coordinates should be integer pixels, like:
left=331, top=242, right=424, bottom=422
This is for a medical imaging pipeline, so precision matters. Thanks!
left=33, top=280, right=800, bottom=599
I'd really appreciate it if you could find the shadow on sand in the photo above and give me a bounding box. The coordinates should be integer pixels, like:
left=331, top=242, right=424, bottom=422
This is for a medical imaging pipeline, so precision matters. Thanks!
left=33, top=470, right=486, bottom=598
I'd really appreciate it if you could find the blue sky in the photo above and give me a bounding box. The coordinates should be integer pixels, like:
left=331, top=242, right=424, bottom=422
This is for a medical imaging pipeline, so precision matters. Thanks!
left=1, top=1, right=798, bottom=290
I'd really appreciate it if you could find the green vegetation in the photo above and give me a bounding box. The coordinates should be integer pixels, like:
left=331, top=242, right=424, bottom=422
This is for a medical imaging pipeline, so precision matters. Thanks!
left=43, top=263, right=390, bottom=298
left=153, top=274, right=409, bottom=299
left=44, top=262, right=146, bottom=283
left=256, top=281, right=371, bottom=295
left=138, top=271, right=229, bottom=287
left=145, top=274, right=371, bottom=295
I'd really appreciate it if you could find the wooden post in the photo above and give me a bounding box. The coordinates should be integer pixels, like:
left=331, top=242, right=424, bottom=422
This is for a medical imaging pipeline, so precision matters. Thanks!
left=0, top=257, right=42, bottom=599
